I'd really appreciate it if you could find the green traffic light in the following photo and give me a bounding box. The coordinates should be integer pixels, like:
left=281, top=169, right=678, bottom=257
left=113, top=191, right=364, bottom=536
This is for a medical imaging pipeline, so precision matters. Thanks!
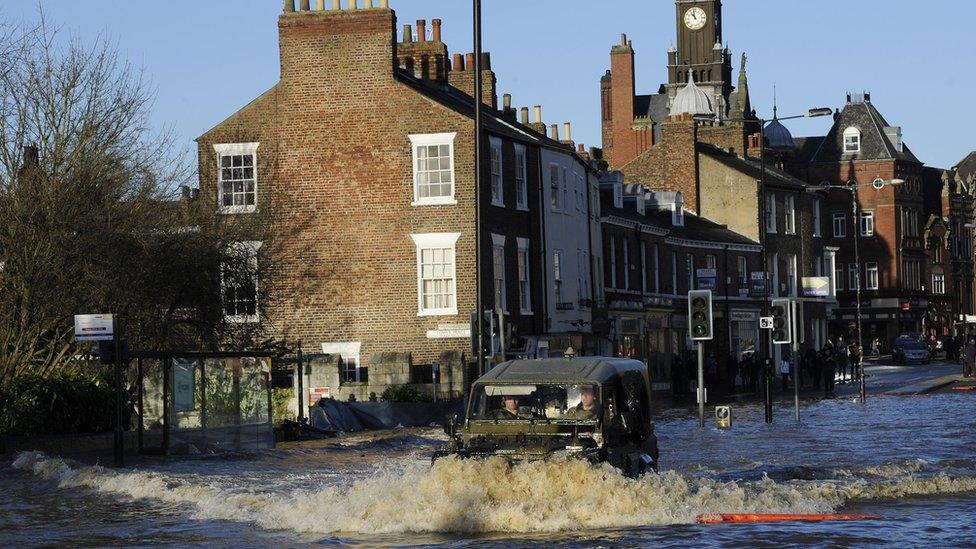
left=694, top=325, right=707, bottom=337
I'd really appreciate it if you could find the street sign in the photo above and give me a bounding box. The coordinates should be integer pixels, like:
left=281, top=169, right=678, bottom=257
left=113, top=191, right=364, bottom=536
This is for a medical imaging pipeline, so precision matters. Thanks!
left=750, top=272, right=767, bottom=296
left=802, top=276, right=831, bottom=297
left=697, top=277, right=717, bottom=291
left=74, top=314, right=114, bottom=341
left=715, top=405, right=732, bottom=429
left=759, top=316, right=774, bottom=329
left=696, top=268, right=717, bottom=278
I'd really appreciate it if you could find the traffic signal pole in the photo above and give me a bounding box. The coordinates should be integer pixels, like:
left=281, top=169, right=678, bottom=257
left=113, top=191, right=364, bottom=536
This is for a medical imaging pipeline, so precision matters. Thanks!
left=697, top=342, right=705, bottom=428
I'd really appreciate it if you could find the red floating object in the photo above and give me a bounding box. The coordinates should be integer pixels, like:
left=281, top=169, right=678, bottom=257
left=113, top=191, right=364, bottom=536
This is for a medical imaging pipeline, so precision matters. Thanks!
left=697, top=513, right=881, bottom=524
left=951, top=385, right=976, bottom=391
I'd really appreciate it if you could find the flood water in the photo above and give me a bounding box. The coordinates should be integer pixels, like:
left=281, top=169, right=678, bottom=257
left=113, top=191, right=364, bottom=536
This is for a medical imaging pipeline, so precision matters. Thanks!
left=2, top=393, right=975, bottom=547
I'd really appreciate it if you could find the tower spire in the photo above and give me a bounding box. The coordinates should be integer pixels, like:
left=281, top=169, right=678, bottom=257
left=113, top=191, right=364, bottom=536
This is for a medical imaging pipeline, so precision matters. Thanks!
left=773, top=83, right=778, bottom=119
left=733, top=52, right=751, bottom=120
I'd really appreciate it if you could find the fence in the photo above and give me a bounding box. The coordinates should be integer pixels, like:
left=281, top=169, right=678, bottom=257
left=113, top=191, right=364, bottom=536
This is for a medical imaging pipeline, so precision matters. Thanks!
left=135, top=352, right=274, bottom=455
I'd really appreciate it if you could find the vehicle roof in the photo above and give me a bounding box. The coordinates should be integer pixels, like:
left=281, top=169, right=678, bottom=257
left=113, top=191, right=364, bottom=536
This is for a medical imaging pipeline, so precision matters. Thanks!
left=474, top=357, right=647, bottom=385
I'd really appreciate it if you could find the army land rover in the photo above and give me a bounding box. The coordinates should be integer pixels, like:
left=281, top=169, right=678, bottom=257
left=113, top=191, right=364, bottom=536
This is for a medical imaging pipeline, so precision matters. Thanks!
left=438, top=357, right=659, bottom=477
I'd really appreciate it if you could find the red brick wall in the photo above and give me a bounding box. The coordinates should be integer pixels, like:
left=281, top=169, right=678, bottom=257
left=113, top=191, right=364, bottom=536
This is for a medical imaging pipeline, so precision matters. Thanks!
left=197, top=8, right=541, bottom=374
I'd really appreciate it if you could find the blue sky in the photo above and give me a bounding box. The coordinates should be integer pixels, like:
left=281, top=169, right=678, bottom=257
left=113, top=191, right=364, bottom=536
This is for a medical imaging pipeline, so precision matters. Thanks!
left=8, top=1, right=975, bottom=170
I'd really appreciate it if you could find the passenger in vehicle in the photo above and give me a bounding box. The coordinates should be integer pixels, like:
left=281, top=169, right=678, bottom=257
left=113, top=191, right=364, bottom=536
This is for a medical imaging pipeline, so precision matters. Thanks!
left=565, top=385, right=600, bottom=420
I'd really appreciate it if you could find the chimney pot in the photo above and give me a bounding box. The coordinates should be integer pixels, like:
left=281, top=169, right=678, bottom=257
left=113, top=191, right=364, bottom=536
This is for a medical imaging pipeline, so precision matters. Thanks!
left=403, top=24, right=413, bottom=43
left=432, top=19, right=442, bottom=42
left=300, top=0, right=310, bottom=10
left=578, top=143, right=585, bottom=153
left=465, top=52, right=475, bottom=71
left=520, top=107, right=529, bottom=124
left=551, top=124, right=559, bottom=141
left=452, top=53, right=463, bottom=71
left=365, top=0, right=374, bottom=7
left=563, top=122, right=572, bottom=142
left=620, top=33, right=627, bottom=46
left=416, top=20, right=427, bottom=43
left=284, top=0, right=295, bottom=12
left=534, top=105, right=542, bottom=123
left=316, top=0, right=324, bottom=9
left=347, top=0, right=357, bottom=10
left=379, top=0, right=388, bottom=7
left=331, top=0, right=340, bottom=9
left=503, top=94, right=512, bottom=110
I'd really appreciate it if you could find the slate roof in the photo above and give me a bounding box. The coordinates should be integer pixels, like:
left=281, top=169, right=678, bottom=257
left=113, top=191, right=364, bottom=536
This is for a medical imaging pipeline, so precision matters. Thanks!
left=792, top=136, right=825, bottom=164
left=634, top=93, right=670, bottom=143
left=954, top=151, right=976, bottom=182
left=808, top=100, right=921, bottom=164
left=393, top=70, right=589, bottom=162
left=697, top=142, right=807, bottom=190
left=601, top=191, right=759, bottom=248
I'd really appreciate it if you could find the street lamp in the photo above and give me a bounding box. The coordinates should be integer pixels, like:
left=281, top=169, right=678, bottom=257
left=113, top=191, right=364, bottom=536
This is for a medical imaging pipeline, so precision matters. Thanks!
left=812, top=178, right=904, bottom=403
left=757, top=107, right=832, bottom=423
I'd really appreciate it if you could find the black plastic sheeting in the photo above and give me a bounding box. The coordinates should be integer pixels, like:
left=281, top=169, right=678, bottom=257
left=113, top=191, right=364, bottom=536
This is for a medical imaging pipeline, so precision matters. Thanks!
left=309, top=399, right=463, bottom=433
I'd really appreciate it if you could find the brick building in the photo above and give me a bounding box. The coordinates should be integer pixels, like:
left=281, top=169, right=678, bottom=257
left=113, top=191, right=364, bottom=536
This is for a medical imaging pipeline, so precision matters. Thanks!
left=599, top=0, right=833, bottom=366
left=599, top=173, right=763, bottom=394
left=196, top=1, right=595, bottom=402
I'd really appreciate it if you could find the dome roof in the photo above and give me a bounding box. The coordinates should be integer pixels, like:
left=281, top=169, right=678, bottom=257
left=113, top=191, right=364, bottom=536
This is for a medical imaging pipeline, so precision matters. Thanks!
left=670, top=70, right=713, bottom=117
left=764, top=117, right=795, bottom=149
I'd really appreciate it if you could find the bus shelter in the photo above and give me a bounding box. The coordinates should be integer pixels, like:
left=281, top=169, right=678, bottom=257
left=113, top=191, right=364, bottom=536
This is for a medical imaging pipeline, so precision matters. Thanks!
left=134, top=352, right=274, bottom=455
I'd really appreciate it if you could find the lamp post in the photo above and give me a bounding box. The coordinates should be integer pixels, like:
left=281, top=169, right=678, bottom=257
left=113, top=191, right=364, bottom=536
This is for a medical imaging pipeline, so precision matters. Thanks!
left=815, top=178, right=904, bottom=402
left=473, top=0, right=485, bottom=378
left=757, top=107, right=832, bottom=423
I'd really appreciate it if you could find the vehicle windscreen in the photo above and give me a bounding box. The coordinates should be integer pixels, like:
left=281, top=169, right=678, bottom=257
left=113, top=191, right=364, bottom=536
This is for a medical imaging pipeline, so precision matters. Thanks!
left=470, top=383, right=600, bottom=421
left=902, top=342, right=926, bottom=350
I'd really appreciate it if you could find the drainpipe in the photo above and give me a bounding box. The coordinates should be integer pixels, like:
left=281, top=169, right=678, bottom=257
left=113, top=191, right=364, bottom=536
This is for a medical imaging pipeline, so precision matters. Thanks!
left=538, top=149, right=550, bottom=354
left=724, top=245, right=732, bottom=360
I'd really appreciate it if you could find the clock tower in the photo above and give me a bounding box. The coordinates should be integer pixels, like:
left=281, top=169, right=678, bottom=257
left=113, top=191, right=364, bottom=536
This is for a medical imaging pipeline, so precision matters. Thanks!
left=666, top=0, right=733, bottom=119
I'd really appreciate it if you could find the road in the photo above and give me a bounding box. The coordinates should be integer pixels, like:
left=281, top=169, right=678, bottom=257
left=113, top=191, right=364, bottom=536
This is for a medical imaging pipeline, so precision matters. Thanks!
left=835, top=356, right=963, bottom=396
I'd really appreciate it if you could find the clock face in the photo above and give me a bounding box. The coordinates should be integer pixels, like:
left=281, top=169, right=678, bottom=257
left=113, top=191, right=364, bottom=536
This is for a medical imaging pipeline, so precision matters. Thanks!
left=684, top=7, right=707, bottom=30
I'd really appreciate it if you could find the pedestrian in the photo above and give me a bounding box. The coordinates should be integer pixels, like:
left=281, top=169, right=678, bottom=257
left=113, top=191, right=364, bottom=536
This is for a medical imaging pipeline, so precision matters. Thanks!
left=964, top=338, right=976, bottom=378
left=779, top=353, right=791, bottom=391
left=803, top=347, right=818, bottom=389
left=849, top=342, right=861, bottom=383
left=821, top=342, right=837, bottom=397
left=836, top=337, right=847, bottom=382
left=812, top=346, right=823, bottom=390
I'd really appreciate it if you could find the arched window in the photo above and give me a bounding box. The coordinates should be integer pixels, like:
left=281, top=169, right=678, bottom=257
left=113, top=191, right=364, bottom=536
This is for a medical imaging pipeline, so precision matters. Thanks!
left=843, top=127, right=861, bottom=153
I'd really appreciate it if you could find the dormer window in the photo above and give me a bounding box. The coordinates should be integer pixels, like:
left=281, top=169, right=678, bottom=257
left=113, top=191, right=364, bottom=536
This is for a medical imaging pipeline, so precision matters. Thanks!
left=843, top=127, right=861, bottom=153
left=613, top=183, right=623, bottom=209
left=636, top=195, right=645, bottom=215
left=673, top=193, right=685, bottom=226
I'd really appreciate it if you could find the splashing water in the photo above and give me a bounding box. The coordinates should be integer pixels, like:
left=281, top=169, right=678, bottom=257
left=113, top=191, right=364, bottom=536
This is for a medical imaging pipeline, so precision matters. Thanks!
left=11, top=451, right=976, bottom=535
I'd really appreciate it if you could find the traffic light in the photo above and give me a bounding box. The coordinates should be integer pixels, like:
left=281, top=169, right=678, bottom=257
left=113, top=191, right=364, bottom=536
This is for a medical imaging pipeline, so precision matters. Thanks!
left=688, top=290, right=713, bottom=341
left=469, top=310, right=496, bottom=358
left=771, top=298, right=792, bottom=345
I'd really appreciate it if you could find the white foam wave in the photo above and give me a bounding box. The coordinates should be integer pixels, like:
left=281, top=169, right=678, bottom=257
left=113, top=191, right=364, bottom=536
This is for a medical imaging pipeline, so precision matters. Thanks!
left=11, top=452, right=976, bottom=535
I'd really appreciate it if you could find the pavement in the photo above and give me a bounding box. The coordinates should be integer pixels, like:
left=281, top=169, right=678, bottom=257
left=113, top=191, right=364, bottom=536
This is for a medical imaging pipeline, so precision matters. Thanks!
left=657, top=357, right=970, bottom=411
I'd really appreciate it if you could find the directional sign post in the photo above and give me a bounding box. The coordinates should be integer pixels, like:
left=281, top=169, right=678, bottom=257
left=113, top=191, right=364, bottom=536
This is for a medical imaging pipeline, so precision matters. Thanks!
left=76, top=314, right=123, bottom=466
left=74, top=314, right=115, bottom=341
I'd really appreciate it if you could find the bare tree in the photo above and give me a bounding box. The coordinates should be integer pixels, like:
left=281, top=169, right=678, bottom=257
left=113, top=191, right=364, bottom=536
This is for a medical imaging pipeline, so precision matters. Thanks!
left=0, top=15, right=278, bottom=395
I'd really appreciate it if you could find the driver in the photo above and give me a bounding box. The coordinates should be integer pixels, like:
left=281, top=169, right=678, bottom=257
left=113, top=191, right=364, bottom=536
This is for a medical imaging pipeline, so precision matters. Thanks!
left=491, top=395, right=530, bottom=420
left=565, top=385, right=600, bottom=420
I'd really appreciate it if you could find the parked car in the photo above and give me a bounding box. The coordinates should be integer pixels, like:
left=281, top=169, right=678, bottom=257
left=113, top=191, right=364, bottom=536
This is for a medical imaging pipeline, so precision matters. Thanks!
left=892, top=340, right=931, bottom=364
left=436, top=357, right=659, bottom=477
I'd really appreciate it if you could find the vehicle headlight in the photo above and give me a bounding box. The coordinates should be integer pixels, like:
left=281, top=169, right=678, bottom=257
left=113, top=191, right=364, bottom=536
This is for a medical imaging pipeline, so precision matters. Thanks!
left=591, top=432, right=603, bottom=446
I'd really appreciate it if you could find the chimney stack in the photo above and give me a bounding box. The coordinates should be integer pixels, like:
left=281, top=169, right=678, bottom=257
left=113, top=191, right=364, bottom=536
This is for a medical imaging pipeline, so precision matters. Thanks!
left=520, top=107, right=529, bottom=124
left=432, top=19, right=442, bottom=43
left=416, top=20, right=427, bottom=43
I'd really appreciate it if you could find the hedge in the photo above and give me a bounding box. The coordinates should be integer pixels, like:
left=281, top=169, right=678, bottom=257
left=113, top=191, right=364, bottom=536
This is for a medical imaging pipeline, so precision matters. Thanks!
left=0, top=368, right=125, bottom=437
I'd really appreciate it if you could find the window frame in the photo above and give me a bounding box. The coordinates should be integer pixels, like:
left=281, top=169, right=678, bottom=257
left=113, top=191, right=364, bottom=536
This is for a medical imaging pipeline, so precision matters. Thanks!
left=410, top=232, right=461, bottom=316
left=517, top=237, right=532, bottom=313
left=833, top=213, right=847, bottom=238
left=222, top=241, right=262, bottom=323
left=812, top=199, right=822, bottom=237
left=865, top=262, right=879, bottom=290
left=784, top=196, right=796, bottom=234
left=860, top=211, right=875, bottom=237
left=514, top=144, right=528, bottom=211
left=489, top=136, right=504, bottom=207
left=843, top=127, right=861, bottom=153
left=849, top=263, right=859, bottom=291
left=409, top=133, right=458, bottom=207
left=765, top=194, right=777, bottom=234
left=492, top=234, right=507, bottom=312
left=215, top=143, right=260, bottom=215
left=932, top=273, right=945, bottom=294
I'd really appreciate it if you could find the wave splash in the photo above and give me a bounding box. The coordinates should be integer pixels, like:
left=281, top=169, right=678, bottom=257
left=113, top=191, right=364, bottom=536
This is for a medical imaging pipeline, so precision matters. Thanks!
left=11, top=452, right=976, bottom=535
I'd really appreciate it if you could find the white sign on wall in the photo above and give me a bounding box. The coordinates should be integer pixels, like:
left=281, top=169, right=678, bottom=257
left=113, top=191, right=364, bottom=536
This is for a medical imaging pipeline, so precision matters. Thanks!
left=74, top=314, right=114, bottom=341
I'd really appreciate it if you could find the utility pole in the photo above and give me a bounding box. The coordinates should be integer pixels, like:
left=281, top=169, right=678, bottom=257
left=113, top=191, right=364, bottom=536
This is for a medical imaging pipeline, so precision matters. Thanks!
left=113, top=314, right=124, bottom=467
left=473, top=0, right=484, bottom=378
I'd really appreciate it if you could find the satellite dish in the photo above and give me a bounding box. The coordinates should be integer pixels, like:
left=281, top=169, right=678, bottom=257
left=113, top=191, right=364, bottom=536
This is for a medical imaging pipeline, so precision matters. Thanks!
left=872, top=178, right=885, bottom=190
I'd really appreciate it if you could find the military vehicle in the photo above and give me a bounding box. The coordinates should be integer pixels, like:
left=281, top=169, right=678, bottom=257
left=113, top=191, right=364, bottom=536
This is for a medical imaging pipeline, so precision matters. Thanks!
left=437, top=357, right=659, bottom=477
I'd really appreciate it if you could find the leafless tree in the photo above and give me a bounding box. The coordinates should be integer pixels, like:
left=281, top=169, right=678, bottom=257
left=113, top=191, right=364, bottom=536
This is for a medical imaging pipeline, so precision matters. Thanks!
left=0, top=14, right=279, bottom=396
